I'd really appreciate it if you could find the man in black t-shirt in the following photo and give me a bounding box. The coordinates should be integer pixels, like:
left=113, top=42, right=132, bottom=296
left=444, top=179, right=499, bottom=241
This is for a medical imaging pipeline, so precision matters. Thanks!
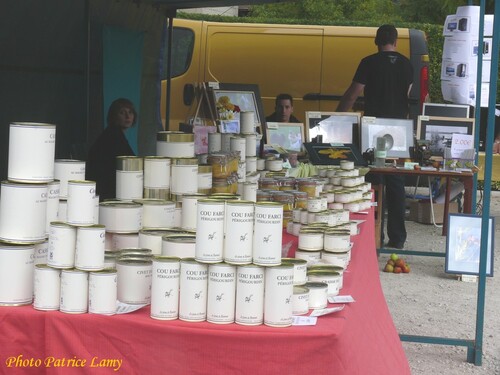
left=337, top=24, right=413, bottom=249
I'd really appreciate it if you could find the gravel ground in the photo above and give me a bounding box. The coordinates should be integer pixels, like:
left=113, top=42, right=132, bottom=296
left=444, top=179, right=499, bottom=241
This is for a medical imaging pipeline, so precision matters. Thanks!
left=378, top=190, right=500, bottom=374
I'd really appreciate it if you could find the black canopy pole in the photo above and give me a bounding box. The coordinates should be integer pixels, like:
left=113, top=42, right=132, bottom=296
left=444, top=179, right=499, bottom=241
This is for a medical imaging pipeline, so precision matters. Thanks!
left=165, top=8, right=176, bottom=130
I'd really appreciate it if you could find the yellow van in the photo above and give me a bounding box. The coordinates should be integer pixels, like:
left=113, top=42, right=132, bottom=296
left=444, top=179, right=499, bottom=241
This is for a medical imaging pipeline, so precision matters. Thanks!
left=161, top=19, right=429, bottom=130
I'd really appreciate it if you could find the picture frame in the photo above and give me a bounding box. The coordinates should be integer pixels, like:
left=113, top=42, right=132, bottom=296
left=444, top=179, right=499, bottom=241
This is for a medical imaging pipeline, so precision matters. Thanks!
left=360, top=117, right=414, bottom=158
left=445, top=214, right=495, bottom=277
left=305, top=111, right=361, bottom=146
left=417, top=116, right=475, bottom=156
left=303, top=142, right=366, bottom=166
left=422, top=103, right=470, bottom=118
left=265, top=122, right=306, bottom=153
left=207, top=82, right=265, bottom=128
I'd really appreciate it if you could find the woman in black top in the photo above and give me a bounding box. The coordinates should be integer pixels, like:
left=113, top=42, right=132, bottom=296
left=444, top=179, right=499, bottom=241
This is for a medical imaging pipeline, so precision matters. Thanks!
left=86, top=98, right=137, bottom=201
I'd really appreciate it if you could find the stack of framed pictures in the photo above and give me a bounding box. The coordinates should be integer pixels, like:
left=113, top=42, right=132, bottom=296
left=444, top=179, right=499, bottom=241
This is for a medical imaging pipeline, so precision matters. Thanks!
left=417, top=116, right=475, bottom=157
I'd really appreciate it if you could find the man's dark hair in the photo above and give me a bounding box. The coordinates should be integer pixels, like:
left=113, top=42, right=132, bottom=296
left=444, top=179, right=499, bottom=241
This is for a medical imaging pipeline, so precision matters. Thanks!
left=275, top=93, right=293, bottom=106
left=375, top=24, right=398, bottom=46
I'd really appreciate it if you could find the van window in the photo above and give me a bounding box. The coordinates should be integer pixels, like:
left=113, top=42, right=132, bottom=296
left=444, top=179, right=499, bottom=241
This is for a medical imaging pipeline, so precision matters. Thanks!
left=162, top=27, right=194, bottom=79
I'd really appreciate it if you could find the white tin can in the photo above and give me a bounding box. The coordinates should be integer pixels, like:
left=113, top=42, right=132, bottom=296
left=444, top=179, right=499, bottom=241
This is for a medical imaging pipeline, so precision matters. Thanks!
left=67, top=180, right=96, bottom=226
left=48, top=222, right=76, bottom=269
left=240, top=111, right=255, bottom=134
left=139, top=229, right=183, bottom=255
left=265, top=158, right=283, bottom=172
left=230, top=136, right=246, bottom=160
left=54, top=159, right=86, bottom=198
left=0, top=243, right=35, bottom=305
left=170, top=158, right=199, bottom=195
left=264, top=264, right=294, bottom=327
left=208, top=132, right=222, bottom=153
left=58, top=199, right=67, bottom=222
left=237, top=160, right=246, bottom=183
left=294, top=249, right=322, bottom=266
left=99, top=201, right=143, bottom=233
left=282, top=258, right=308, bottom=285
left=88, top=269, right=117, bottom=315
left=157, top=131, right=195, bottom=158
left=33, top=264, right=61, bottom=311
left=235, top=264, right=265, bottom=326
left=46, top=180, right=60, bottom=234
left=181, top=194, right=207, bottom=230
left=245, top=156, right=257, bottom=174
left=305, top=281, right=328, bottom=309
left=243, top=134, right=257, bottom=157
left=150, top=256, right=180, bottom=320
left=207, top=263, right=237, bottom=324
left=243, top=182, right=258, bottom=202
left=195, top=199, right=225, bottom=263
left=253, top=202, right=283, bottom=266
left=8, top=122, right=56, bottom=182
left=116, top=257, right=153, bottom=304
left=75, top=225, right=106, bottom=271
left=34, top=240, right=49, bottom=265
left=197, top=165, right=213, bottom=194
left=298, top=230, right=324, bottom=251
left=162, top=234, right=196, bottom=258
left=60, top=269, right=88, bottom=313
left=134, top=199, right=176, bottom=229
left=321, top=250, right=350, bottom=268
left=179, top=258, right=208, bottom=322
left=116, top=156, right=144, bottom=200
left=221, top=133, right=234, bottom=152
left=307, top=270, right=342, bottom=296
left=0, top=181, right=48, bottom=244
left=110, top=232, right=140, bottom=251
left=292, top=285, right=310, bottom=315
left=256, top=158, right=266, bottom=171
left=224, top=201, right=254, bottom=265
left=324, top=231, right=351, bottom=252
left=144, top=156, right=171, bottom=190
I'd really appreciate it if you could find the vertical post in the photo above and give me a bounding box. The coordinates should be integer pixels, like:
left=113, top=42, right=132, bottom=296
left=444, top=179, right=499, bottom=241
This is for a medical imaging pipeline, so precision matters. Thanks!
left=474, top=0, right=499, bottom=366
left=165, top=9, right=176, bottom=131
left=472, top=0, right=486, bottom=212
left=84, top=0, right=91, bottom=146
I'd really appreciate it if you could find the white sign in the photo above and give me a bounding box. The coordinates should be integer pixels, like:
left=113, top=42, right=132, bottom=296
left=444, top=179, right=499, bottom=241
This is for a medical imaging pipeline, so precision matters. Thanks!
left=451, top=133, right=474, bottom=158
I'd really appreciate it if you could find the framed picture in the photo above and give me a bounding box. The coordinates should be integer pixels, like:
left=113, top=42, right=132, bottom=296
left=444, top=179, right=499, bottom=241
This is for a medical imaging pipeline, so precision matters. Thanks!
left=207, top=83, right=265, bottom=128
left=265, top=122, right=306, bottom=152
left=303, top=143, right=366, bottom=166
left=360, top=117, right=414, bottom=158
left=305, top=111, right=361, bottom=146
left=422, top=103, right=470, bottom=118
left=445, top=214, right=495, bottom=277
left=417, top=116, right=475, bottom=156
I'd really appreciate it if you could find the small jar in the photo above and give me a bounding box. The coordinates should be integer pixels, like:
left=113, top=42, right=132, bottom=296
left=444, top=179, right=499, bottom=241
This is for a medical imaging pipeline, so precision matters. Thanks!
left=297, top=178, right=317, bottom=198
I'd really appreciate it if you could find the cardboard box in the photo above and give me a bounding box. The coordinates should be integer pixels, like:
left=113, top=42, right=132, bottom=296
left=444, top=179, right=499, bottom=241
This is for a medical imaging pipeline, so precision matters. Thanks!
left=409, top=200, right=459, bottom=224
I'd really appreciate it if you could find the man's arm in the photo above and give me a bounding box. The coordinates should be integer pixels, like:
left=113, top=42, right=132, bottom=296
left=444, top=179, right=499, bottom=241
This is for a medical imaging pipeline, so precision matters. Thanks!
left=336, top=81, right=364, bottom=112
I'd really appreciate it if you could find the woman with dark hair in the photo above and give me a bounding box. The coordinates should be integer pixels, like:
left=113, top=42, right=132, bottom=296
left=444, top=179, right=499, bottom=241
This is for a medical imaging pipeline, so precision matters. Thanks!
left=86, top=98, right=137, bottom=201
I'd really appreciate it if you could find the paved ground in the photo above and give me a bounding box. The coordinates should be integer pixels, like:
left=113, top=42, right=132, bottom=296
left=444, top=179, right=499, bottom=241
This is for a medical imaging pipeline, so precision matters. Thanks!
left=378, top=190, right=500, bottom=374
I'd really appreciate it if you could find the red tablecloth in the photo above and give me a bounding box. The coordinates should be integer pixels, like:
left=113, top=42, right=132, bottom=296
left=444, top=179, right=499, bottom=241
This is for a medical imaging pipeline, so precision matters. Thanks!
left=0, top=208, right=410, bottom=375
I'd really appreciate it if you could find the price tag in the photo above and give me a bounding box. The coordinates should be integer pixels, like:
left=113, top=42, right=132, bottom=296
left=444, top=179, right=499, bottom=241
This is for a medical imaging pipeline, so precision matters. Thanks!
left=309, top=305, right=345, bottom=317
left=292, top=316, right=318, bottom=326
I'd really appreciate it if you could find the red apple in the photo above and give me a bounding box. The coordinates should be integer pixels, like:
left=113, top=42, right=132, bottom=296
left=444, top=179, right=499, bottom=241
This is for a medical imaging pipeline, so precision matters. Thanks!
left=387, top=259, right=395, bottom=266
left=394, top=266, right=402, bottom=274
left=395, top=259, right=406, bottom=268
left=403, top=264, right=411, bottom=273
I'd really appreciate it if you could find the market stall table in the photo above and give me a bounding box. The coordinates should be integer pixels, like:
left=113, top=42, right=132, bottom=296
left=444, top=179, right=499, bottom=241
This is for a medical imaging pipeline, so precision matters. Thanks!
left=0, top=207, right=409, bottom=375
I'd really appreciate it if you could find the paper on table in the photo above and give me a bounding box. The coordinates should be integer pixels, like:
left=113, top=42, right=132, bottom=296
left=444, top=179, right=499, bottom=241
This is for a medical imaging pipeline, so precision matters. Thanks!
left=292, top=316, right=318, bottom=326
left=309, top=305, right=345, bottom=317
left=116, top=301, right=148, bottom=314
left=328, top=295, right=355, bottom=304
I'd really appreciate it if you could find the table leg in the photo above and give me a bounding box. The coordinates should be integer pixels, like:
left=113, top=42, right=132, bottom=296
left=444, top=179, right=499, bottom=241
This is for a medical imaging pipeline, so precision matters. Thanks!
left=374, top=184, right=384, bottom=249
left=441, top=176, right=452, bottom=236
left=462, top=176, right=473, bottom=214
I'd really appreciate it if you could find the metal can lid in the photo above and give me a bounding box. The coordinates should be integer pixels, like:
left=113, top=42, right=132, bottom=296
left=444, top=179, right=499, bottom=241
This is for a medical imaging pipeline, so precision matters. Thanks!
left=144, top=156, right=171, bottom=162
left=35, top=264, right=59, bottom=270
left=76, top=224, right=105, bottom=230
left=307, top=270, right=340, bottom=277
left=157, top=131, right=194, bottom=142
left=281, top=258, right=308, bottom=266
left=170, top=157, right=198, bottom=166
left=99, top=200, right=142, bottom=208
left=68, top=180, right=96, bottom=185
left=162, top=234, right=196, bottom=243
left=304, top=281, right=328, bottom=289
left=11, top=122, right=56, bottom=129
left=89, top=268, right=118, bottom=275
left=49, top=221, right=75, bottom=229
left=293, top=285, right=309, bottom=294
left=117, top=257, right=153, bottom=265
left=116, top=156, right=144, bottom=171
left=132, top=198, right=174, bottom=206
left=120, top=248, right=153, bottom=255
left=308, top=264, right=344, bottom=272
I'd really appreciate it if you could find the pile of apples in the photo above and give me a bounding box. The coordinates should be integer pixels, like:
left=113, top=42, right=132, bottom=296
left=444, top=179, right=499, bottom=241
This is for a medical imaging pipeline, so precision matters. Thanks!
left=383, top=253, right=411, bottom=274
